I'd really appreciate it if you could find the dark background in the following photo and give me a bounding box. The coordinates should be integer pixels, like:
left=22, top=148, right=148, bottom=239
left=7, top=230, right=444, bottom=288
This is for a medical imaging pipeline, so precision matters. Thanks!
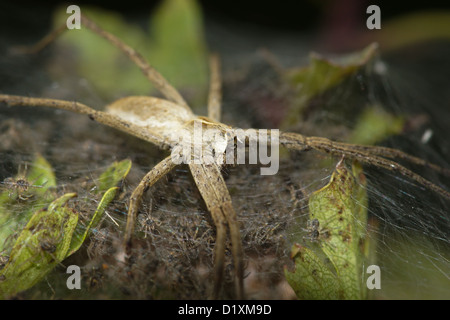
left=1, top=0, right=450, bottom=37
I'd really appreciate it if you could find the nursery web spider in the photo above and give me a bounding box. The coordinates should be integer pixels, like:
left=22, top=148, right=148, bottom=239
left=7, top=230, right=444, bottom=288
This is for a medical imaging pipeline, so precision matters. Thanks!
left=1, top=15, right=449, bottom=299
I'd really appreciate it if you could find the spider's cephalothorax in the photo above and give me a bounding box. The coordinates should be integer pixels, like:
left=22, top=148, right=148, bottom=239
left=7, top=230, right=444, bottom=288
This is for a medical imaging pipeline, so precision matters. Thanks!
left=0, top=14, right=449, bottom=299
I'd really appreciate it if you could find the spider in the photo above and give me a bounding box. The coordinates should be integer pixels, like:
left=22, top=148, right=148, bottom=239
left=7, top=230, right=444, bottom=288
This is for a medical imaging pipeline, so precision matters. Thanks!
left=303, top=218, right=321, bottom=242
left=137, top=200, right=162, bottom=239
left=1, top=164, right=46, bottom=201
left=0, top=255, right=8, bottom=270
left=39, top=239, right=57, bottom=254
left=0, top=15, right=449, bottom=299
left=2, top=177, right=32, bottom=200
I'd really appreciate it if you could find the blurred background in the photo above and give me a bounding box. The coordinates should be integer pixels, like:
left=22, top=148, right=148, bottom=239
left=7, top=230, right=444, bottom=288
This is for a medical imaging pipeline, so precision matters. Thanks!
left=2, top=0, right=450, bottom=51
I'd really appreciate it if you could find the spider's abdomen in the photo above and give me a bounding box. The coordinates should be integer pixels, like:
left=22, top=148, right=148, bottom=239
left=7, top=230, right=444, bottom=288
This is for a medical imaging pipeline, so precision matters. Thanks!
left=105, top=96, right=196, bottom=138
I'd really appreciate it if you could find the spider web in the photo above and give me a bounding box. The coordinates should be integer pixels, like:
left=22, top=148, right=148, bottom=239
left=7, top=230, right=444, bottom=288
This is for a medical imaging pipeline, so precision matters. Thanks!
left=0, top=7, right=449, bottom=300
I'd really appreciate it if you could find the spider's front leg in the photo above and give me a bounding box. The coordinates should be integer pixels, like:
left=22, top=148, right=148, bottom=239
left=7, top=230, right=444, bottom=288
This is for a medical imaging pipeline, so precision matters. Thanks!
left=189, top=162, right=244, bottom=299
left=123, top=156, right=177, bottom=249
left=279, top=132, right=450, bottom=199
left=12, top=14, right=189, bottom=110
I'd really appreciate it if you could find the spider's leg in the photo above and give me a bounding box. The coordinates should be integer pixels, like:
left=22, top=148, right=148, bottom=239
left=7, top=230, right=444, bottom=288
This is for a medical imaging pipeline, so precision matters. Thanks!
left=279, top=132, right=450, bottom=199
left=339, top=144, right=450, bottom=177
left=280, top=131, right=450, bottom=176
left=207, top=54, right=222, bottom=122
left=124, top=156, right=176, bottom=248
left=11, top=23, right=66, bottom=55
left=189, top=163, right=227, bottom=299
left=12, top=14, right=189, bottom=110
left=189, top=163, right=244, bottom=299
left=203, top=163, right=244, bottom=299
left=0, top=95, right=167, bottom=148
left=345, top=150, right=450, bottom=199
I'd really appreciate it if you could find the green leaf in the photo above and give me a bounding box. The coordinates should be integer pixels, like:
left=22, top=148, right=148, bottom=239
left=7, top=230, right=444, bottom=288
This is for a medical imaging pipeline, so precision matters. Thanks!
left=67, top=187, right=118, bottom=256
left=309, top=160, right=367, bottom=299
left=0, top=154, right=57, bottom=252
left=285, top=160, right=370, bottom=300
left=0, top=158, right=132, bottom=298
left=0, top=153, right=56, bottom=204
left=67, top=159, right=131, bottom=256
left=348, top=105, right=404, bottom=145
left=53, top=7, right=150, bottom=97
left=96, top=159, right=131, bottom=194
left=281, top=43, right=378, bottom=129
left=51, top=0, right=208, bottom=107
left=0, top=193, right=78, bottom=299
left=150, top=0, right=208, bottom=95
left=23, top=153, right=57, bottom=200
left=284, top=244, right=340, bottom=300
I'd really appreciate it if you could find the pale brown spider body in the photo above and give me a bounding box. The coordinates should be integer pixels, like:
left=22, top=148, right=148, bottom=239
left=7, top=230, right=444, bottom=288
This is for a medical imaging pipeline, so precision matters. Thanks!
left=0, top=15, right=449, bottom=299
left=106, top=96, right=195, bottom=146
left=105, top=95, right=230, bottom=156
